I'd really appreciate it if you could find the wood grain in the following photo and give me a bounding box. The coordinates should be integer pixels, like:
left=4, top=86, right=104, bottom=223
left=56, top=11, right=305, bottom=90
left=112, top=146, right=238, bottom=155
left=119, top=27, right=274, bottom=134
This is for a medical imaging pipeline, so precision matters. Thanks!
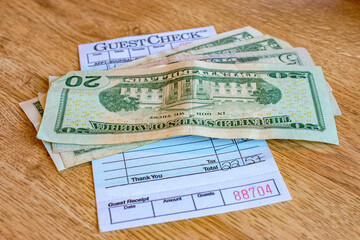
left=1, top=0, right=359, bottom=239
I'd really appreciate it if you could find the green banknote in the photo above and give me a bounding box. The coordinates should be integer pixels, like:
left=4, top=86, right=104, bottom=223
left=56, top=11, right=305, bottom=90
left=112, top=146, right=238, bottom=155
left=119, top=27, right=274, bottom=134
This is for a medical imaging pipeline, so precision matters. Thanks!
left=188, top=35, right=292, bottom=55
left=131, top=48, right=314, bottom=68
left=58, top=139, right=157, bottom=168
left=115, top=26, right=263, bottom=69
left=115, top=35, right=292, bottom=71
left=47, top=78, right=123, bottom=152
left=20, top=97, right=156, bottom=169
left=50, top=47, right=339, bottom=153
left=46, top=78, right=159, bottom=153
left=127, top=48, right=340, bottom=116
left=38, top=91, right=126, bottom=153
left=19, top=97, right=65, bottom=170
left=37, top=61, right=338, bottom=145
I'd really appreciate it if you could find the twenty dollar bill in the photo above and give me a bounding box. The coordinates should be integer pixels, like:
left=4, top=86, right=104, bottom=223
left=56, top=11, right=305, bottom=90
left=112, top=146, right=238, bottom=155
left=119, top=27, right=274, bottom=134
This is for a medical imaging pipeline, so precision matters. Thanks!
left=126, top=48, right=341, bottom=116
left=37, top=61, right=338, bottom=145
left=20, top=97, right=156, bottom=169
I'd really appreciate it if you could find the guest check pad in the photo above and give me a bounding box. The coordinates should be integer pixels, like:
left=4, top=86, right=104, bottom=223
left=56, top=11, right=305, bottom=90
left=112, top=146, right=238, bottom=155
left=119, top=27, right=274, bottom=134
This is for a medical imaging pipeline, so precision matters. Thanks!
left=92, top=136, right=291, bottom=231
left=79, top=26, right=216, bottom=70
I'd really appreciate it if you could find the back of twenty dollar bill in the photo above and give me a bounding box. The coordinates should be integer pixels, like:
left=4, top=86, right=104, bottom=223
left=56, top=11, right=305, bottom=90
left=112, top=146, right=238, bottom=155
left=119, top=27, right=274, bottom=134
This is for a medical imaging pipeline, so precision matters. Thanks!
left=127, top=48, right=341, bottom=116
left=50, top=48, right=339, bottom=155
left=20, top=97, right=157, bottom=169
left=37, top=61, right=338, bottom=145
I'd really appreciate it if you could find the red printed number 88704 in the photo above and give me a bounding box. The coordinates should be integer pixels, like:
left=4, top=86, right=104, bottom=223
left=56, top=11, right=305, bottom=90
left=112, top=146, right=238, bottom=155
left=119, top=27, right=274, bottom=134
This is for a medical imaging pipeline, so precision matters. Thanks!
left=233, top=184, right=273, bottom=201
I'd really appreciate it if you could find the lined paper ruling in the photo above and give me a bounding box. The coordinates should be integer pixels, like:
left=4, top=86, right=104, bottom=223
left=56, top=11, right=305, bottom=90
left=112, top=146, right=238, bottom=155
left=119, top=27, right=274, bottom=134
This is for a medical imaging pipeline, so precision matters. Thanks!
left=92, top=136, right=291, bottom=231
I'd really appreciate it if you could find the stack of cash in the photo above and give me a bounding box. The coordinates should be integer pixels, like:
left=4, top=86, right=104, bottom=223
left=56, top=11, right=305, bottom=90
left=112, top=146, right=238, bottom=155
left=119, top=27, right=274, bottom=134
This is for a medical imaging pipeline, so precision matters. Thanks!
left=19, top=26, right=340, bottom=170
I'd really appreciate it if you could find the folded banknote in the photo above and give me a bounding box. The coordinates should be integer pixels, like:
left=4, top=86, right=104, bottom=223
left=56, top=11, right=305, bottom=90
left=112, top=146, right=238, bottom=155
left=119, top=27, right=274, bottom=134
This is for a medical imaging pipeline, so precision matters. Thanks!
left=37, top=61, right=338, bottom=145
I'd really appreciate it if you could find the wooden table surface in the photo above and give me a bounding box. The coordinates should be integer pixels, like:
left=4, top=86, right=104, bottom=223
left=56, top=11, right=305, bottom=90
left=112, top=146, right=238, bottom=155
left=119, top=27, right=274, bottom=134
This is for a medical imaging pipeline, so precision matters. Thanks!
left=1, top=0, right=359, bottom=239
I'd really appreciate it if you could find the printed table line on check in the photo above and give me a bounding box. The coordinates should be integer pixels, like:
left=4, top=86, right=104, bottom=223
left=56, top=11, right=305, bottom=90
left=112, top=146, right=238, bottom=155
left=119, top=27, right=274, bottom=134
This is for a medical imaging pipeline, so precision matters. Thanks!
left=96, top=136, right=265, bottom=188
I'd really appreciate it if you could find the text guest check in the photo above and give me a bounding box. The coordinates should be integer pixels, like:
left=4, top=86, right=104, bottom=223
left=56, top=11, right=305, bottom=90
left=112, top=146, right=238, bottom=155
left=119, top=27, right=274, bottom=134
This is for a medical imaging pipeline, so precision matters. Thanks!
left=78, top=26, right=216, bottom=70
